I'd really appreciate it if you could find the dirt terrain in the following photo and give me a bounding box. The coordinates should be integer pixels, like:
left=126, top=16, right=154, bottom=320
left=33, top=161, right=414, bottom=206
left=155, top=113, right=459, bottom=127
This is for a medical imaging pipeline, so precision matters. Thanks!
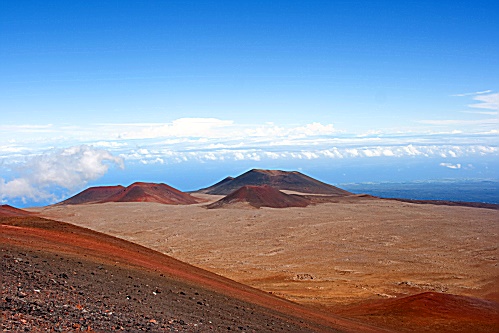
left=2, top=216, right=389, bottom=332
left=34, top=195, right=499, bottom=332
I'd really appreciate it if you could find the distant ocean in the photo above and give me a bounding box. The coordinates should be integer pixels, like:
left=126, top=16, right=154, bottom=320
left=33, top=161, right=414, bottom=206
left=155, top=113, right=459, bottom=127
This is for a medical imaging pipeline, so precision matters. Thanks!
left=340, top=179, right=499, bottom=204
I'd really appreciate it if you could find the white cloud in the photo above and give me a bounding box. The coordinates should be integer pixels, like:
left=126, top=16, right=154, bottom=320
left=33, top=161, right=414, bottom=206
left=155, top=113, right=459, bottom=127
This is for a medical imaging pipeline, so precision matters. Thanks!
left=119, top=118, right=234, bottom=139
left=461, top=110, right=498, bottom=116
left=439, top=162, right=461, bottom=169
left=293, top=122, right=336, bottom=136
left=245, top=122, right=336, bottom=138
left=418, top=91, right=497, bottom=133
left=451, top=90, right=492, bottom=97
left=418, top=118, right=498, bottom=126
left=0, top=124, right=54, bottom=133
left=358, top=130, right=383, bottom=137
left=469, top=92, right=499, bottom=111
left=0, top=145, right=123, bottom=204
left=0, top=144, right=30, bottom=155
left=93, top=141, right=128, bottom=148
left=0, top=178, right=45, bottom=202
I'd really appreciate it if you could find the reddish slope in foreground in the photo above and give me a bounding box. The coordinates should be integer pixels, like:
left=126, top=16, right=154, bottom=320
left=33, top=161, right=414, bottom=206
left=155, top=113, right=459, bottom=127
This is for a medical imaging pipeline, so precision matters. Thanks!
left=198, top=169, right=352, bottom=196
left=335, top=292, right=499, bottom=332
left=1, top=216, right=389, bottom=333
left=0, top=205, right=34, bottom=217
left=207, top=185, right=311, bottom=209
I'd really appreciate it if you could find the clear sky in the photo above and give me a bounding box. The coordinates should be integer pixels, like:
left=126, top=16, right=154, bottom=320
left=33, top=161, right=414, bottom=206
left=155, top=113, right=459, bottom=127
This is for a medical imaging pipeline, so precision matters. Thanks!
left=1, top=0, right=498, bottom=206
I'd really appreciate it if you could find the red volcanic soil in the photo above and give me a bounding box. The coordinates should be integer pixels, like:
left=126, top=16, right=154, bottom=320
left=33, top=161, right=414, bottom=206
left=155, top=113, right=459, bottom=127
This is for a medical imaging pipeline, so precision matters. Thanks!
left=335, top=292, right=499, bottom=332
left=198, top=169, right=352, bottom=196
left=58, top=185, right=125, bottom=205
left=0, top=205, right=34, bottom=217
left=1, top=216, right=389, bottom=333
left=207, top=185, right=311, bottom=209
left=58, top=182, right=204, bottom=205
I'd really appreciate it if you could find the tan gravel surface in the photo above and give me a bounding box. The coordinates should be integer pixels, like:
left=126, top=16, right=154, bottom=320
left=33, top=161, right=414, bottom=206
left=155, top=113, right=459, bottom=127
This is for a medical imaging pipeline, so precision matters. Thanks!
left=34, top=196, right=499, bottom=309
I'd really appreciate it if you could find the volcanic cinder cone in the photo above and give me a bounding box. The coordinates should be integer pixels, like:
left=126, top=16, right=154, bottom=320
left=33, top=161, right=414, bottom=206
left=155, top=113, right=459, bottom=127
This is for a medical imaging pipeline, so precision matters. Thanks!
left=198, top=169, right=351, bottom=196
left=336, top=291, right=499, bottom=332
left=0, top=205, right=33, bottom=217
left=207, top=185, right=311, bottom=209
left=103, top=182, right=203, bottom=205
left=58, top=185, right=125, bottom=205
left=58, top=182, right=205, bottom=205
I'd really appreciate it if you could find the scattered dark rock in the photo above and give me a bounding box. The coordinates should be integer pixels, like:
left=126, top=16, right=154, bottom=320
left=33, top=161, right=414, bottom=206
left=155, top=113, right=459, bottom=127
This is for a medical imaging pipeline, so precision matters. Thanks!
left=1, top=244, right=326, bottom=332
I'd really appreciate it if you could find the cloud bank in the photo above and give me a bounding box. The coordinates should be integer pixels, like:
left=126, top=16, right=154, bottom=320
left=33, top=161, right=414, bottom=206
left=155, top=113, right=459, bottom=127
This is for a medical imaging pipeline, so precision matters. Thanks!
left=2, top=117, right=497, bottom=168
left=119, top=144, right=497, bottom=165
left=1, top=91, right=498, bottom=204
left=0, top=145, right=123, bottom=204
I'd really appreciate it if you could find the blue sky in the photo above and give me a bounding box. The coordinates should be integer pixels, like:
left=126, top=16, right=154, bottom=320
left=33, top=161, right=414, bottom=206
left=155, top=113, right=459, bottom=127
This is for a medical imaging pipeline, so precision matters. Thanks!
left=1, top=1, right=498, bottom=206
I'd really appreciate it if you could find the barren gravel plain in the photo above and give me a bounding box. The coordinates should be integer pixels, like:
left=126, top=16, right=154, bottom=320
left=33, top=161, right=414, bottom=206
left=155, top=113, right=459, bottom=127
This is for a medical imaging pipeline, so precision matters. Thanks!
left=35, top=195, right=499, bottom=314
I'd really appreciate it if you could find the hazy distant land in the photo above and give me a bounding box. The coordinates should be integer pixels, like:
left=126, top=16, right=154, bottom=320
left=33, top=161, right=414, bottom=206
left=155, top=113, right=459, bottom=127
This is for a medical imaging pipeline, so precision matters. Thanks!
left=341, top=179, right=499, bottom=204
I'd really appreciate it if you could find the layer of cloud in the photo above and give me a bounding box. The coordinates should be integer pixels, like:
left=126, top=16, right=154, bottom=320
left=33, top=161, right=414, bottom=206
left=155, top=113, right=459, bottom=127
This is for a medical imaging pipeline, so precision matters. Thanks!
left=418, top=118, right=498, bottom=126
left=2, top=110, right=497, bottom=173
left=451, top=90, right=492, bottom=97
left=0, top=145, right=123, bottom=204
left=118, top=118, right=235, bottom=140
left=461, top=111, right=498, bottom=116
left=119, top=144, right=498, bottom=165
left=420, top=90, right=498, bottom=130
left=469, top=92, right=499, bottom=111
left=2, top=118, right=497, bottom=168
left=112, top=118, right=338, bottom=142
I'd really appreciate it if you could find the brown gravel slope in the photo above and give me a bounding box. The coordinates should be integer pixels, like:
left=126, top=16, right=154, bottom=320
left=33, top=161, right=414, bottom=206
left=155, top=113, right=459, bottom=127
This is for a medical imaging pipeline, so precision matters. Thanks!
left=1, top=216, right=390, bottom=333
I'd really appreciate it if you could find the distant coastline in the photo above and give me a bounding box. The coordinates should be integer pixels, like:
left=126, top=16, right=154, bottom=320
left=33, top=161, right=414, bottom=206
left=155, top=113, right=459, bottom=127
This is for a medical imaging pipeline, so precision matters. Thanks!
left=340, top=179, right=499, bottom=205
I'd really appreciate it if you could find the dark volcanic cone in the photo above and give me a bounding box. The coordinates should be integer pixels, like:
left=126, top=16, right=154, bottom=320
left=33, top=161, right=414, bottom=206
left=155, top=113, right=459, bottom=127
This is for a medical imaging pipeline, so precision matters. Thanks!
left=207, top=185, right=311, bottom=209
left=58, top=185, right=125, bottom=205
left=198, top=169, right=351, bottom=196
left=102, top=182, right=204, bottom=205
left=0, top=205, right=33, bottom=217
